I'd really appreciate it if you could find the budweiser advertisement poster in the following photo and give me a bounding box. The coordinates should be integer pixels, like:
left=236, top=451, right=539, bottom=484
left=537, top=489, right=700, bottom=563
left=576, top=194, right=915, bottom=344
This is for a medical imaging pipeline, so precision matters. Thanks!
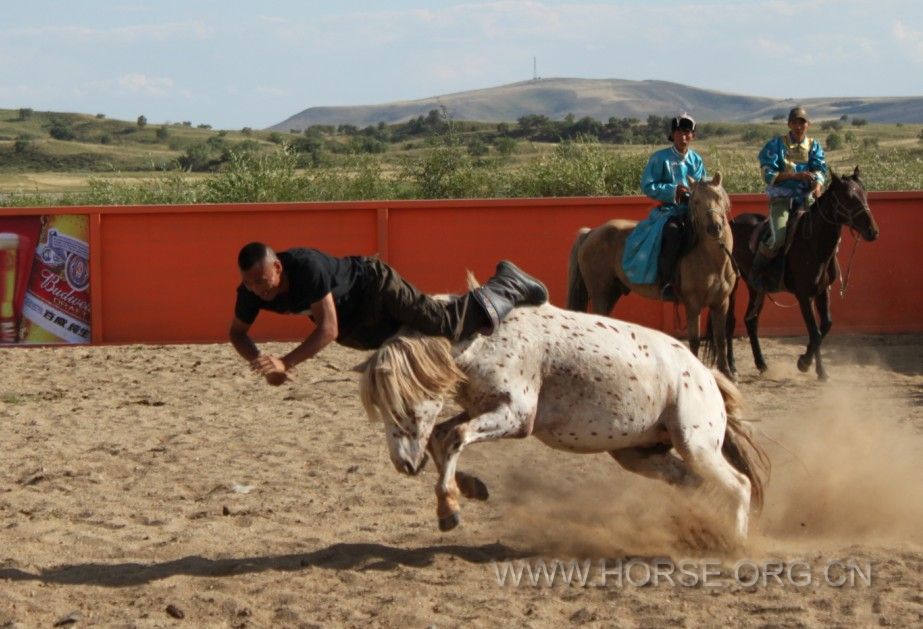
left=0, top=214, right=90, bottom=345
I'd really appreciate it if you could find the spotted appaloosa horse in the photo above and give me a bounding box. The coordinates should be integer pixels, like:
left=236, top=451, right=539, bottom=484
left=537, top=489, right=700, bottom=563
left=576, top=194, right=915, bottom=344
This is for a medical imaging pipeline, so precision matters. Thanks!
left=361, top=303, right=769, bottom=548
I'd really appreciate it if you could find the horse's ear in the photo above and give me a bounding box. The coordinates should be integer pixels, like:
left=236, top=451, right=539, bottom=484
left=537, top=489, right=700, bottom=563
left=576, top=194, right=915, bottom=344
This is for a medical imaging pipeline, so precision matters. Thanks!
left=686, top=175, right=697, bottom=188
left=853, top=165, right=861, bottom=179
left=711, top=171, right=722, bottom=187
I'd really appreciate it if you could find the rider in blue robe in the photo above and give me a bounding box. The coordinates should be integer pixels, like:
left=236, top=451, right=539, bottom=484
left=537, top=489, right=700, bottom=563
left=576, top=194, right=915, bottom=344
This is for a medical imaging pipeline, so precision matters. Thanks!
left=749, top=105, right=827, bottom=290
left=623, top=113, right=706, bottom=299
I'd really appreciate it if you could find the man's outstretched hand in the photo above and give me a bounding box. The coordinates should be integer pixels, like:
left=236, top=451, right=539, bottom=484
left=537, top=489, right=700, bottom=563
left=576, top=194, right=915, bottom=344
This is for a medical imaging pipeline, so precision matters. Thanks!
left=251, top=354, right=291, bottom=386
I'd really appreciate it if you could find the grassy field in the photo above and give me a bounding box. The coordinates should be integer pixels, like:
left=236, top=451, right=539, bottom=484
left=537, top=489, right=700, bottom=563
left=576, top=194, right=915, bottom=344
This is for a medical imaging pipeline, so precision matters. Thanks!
left=1, top=108, right=921, bottom=204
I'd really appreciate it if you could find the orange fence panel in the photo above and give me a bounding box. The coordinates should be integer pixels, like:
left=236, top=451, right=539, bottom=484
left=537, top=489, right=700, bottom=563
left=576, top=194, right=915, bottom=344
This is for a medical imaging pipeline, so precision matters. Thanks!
left=3, top=191, right=920, bottom=345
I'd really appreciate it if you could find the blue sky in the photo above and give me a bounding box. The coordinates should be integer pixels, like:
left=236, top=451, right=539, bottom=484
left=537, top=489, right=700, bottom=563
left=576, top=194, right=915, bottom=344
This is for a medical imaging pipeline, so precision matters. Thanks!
left=1, top=0, right=921, bottom=129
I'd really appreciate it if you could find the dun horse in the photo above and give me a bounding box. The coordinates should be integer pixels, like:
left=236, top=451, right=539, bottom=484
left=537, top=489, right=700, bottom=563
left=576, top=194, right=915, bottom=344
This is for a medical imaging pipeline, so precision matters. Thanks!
left=707, top=167, right=879, bottom=380
left=567, top=174, right=738, bottom=378
left=361, top=302, right=768, bottom=549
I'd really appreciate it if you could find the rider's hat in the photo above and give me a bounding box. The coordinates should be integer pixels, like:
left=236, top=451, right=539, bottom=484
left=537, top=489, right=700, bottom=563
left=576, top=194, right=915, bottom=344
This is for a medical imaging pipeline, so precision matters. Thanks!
left=669, top=112, right=696, bottom=140
left=788, top=106, right=810, bottom=123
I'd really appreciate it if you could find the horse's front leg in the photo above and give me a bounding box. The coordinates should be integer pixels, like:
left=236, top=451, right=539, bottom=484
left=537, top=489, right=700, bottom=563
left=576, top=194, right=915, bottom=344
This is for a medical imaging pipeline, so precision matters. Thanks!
left=725, top=285, right=738, bottom=378
left=744, top=286, right=768, bottom=373
left=685, top=307, right=702, bottom=357
left=709, top=300, right=734, bottom=381
left=426, top=411, right=489, bottom=502
left=434, top=399, right=537, bottom=531
left=795, top=294, right=825, bottom=379
left=812, top=288, right=832, bottom=380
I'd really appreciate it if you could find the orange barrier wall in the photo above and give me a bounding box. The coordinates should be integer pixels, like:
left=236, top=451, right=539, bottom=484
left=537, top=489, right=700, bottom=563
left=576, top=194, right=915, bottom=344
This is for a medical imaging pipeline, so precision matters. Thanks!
left=3, top=192, right=920, bottom=344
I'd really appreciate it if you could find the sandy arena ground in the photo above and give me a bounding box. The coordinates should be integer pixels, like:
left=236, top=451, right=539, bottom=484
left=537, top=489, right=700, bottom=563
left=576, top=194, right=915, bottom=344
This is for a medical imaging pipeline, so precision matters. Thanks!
left=1, top=331, right=921, bottom=627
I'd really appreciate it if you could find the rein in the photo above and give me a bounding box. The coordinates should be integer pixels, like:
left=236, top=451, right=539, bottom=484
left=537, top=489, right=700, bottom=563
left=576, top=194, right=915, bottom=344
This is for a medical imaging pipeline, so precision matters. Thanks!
left=839, top=232, right=861, bottom=299
left=812, top=183, right=867, bottom=298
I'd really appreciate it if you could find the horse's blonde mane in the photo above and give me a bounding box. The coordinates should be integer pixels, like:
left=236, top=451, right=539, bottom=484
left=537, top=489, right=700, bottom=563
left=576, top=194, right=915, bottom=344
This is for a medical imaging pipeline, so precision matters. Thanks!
left=359, top=333, right=467, bottom=427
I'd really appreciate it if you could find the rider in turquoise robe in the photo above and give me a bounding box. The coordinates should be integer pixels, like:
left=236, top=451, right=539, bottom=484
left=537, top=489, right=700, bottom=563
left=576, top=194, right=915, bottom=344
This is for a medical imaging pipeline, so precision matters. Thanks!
left=623, top=113, right=706, bottom=299
left=749, top=105, right=827, bottom=291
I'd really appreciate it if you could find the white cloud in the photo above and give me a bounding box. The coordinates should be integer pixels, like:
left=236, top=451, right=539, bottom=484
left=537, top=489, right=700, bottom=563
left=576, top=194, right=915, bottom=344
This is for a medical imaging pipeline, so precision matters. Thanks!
left=0, top=84, right=47, bottom=100
left=256, top=86, right=287, bottom=98
left=893, top=20, right=923, bottom=64
left=116, top=73, right=174, bottom=97
left=5, top=21, right=213, bottom=43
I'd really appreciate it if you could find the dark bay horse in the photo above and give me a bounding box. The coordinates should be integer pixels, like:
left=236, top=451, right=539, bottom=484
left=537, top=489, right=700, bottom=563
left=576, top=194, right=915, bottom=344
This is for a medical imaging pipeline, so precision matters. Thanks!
left=567, top=174, right=738, bottom=378
left=709, top=167, right=879, bottom=380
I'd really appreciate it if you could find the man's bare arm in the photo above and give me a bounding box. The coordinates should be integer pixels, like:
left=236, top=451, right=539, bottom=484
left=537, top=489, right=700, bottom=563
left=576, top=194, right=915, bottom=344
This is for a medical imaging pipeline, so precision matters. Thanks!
left=281, top=292, right=339, bottom=369
left=250, top=293, right=339, bottom=381
left=229, top=317, right=259, bottom=362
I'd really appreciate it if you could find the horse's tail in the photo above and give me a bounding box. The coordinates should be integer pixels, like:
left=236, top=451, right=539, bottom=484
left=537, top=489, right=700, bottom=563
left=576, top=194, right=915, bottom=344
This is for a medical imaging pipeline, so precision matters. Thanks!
left=566, top=227, right=592, bottom=311
left=360, top=334, right=466, bottom=427
left=714, top=370, right=770, bottom=513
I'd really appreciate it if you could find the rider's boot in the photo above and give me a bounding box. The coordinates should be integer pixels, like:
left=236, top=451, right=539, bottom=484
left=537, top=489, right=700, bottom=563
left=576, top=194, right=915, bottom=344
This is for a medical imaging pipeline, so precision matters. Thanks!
left=461, top=261, right=548, bottom=337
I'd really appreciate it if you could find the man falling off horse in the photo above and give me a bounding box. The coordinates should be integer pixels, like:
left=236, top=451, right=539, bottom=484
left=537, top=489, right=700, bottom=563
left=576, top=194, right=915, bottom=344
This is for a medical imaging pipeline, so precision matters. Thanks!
left=622, top=113, right=706, bottom=301
left=229, top=243, right=548, bottom=385
left=749, top=106, right=828, bottom=290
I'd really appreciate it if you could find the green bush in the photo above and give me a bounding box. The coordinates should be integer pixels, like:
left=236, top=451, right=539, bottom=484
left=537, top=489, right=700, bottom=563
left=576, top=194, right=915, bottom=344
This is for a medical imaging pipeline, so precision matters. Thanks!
left=741, top=127, right=772, bottom=145
left=204, top=147, right=306, bottom=202
left=399, top=141, right=495, bottom=199
left=13, top=136, right=31, bottom=153
left=826, top=133, right=843, bottom=150
left=513, top=138, right=645, bottom=197
left=49, top=123, right=76, bottom=141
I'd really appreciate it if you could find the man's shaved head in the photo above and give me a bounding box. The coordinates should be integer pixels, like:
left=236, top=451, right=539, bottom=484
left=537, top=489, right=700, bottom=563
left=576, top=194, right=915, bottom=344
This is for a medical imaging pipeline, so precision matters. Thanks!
left=237, top=242, right=278, bottom=271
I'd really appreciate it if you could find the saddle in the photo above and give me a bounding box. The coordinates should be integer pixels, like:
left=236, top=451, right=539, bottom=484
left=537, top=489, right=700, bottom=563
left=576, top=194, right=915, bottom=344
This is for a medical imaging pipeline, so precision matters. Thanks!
left=748, top=204, right=809, bottom=292
left=748, top=207, right=808, bottom=256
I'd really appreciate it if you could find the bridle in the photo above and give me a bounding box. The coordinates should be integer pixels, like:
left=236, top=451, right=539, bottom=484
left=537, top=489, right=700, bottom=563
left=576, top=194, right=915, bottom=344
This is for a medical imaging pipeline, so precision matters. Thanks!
left=810, top=178, right=871, bottom=298
left=689, top=186, right=740, bottom=277
left=814, top=179, right=869, bottom=233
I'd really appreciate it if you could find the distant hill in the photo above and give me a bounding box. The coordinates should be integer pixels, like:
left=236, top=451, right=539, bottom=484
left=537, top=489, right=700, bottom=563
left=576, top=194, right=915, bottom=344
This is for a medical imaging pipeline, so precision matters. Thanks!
left=268, top=78, right=923, bottom=131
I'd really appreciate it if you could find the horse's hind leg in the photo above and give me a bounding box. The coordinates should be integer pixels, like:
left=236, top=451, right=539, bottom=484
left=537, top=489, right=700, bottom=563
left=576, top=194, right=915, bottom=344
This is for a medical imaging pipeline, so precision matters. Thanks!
left=682, top=444, right=752, bottom=549
left=608, top=446, right=698, bottom=487
left=587, top=277, right=625, bottom=316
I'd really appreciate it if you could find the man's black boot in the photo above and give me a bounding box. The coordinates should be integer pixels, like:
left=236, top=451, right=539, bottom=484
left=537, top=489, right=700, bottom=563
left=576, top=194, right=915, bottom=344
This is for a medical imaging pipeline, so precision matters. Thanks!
left=469, top=261, right=548, bottom=334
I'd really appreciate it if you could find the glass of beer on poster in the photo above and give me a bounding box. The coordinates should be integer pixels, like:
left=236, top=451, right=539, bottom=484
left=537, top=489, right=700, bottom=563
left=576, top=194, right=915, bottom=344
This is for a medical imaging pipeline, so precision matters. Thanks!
left=0, top=214, right=91, bottom=345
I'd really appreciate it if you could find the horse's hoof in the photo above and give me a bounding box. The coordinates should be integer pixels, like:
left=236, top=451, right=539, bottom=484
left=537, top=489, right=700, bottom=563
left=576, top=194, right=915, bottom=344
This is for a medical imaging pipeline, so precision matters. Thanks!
left=457, top=475, right=490, bottom=501
left=817, top=372, right=829, bottom=382
left=756, top=363, right=768, bottom=374
left=438, top=512, right=461, bottom=532
left=797, top=355, right=811, bottom=372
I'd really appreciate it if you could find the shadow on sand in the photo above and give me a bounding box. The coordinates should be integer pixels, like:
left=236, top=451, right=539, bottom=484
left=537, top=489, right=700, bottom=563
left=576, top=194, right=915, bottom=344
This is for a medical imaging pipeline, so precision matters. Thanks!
left=0, top=541, right=527, bottom=587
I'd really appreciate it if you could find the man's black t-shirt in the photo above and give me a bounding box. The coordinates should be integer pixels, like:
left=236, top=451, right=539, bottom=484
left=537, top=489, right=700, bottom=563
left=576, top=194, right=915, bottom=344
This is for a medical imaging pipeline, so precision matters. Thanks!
left=234, top=249, right=367, bottom=336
